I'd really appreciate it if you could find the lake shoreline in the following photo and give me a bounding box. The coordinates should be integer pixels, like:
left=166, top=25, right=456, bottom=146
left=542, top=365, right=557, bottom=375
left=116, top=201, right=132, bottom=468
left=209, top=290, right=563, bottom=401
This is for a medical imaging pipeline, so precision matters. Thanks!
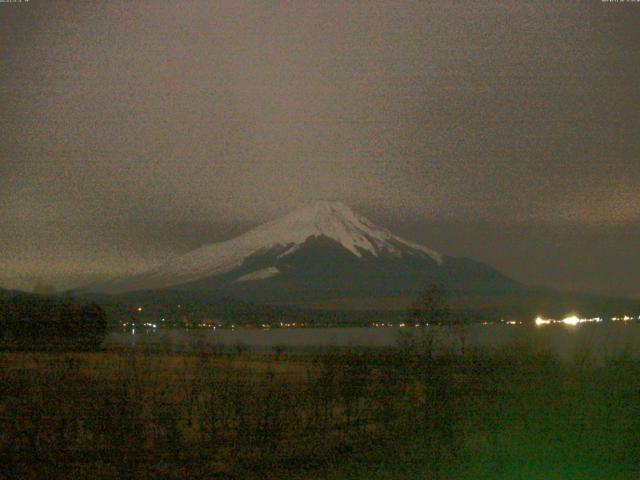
left=103, top=322, right=640, bottom=358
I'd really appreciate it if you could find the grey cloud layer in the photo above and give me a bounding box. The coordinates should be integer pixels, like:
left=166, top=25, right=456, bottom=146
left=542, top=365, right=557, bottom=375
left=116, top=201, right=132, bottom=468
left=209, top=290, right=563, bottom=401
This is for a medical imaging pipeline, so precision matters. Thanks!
left=1, top=1, right=638, bottom=294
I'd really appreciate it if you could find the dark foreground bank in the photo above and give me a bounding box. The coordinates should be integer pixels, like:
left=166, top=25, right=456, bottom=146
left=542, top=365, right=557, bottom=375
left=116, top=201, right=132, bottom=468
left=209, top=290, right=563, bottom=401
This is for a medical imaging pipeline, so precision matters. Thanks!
left=1, top=339, right=639, bottom=479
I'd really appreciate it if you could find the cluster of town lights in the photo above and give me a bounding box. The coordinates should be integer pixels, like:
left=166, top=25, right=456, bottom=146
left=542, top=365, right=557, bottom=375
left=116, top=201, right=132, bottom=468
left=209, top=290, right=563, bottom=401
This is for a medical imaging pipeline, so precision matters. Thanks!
left=535, top=315, right=603, bottom=327
left=535, top=314, right=640, bottom=327
left=122, top=305, right=638, bottom=332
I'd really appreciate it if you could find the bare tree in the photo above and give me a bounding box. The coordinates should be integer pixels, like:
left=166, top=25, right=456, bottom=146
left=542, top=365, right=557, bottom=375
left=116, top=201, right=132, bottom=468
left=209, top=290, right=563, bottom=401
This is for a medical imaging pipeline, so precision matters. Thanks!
left=411, top=284, right=469, bottom=355
left=410, top=283, right=450, bottom=326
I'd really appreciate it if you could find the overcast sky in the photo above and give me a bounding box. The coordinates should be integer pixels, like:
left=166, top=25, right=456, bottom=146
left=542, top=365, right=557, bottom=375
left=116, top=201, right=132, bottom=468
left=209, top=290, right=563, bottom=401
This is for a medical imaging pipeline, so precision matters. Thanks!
left=1, top=1, right=639, bottom=297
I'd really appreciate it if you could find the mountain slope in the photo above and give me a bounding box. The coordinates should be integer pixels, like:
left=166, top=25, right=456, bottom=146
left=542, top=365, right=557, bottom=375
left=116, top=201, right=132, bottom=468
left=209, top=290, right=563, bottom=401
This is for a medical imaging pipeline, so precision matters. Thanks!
left=89, top=201, right=521, bottom=306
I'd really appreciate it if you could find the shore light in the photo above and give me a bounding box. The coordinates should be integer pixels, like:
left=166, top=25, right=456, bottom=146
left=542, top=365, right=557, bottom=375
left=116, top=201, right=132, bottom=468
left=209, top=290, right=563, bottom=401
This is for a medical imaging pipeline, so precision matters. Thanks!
left=562, top=315, right=581, bottom=326
left=535, top=316, right=551, bottom=326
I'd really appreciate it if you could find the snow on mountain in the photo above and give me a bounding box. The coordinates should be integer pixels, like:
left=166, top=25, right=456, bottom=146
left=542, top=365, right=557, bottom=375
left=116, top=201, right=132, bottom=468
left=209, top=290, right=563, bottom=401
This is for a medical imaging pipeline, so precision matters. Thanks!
left=234, top=266, right=280, bottom=283
left=100, top=201, right=443, bottom=292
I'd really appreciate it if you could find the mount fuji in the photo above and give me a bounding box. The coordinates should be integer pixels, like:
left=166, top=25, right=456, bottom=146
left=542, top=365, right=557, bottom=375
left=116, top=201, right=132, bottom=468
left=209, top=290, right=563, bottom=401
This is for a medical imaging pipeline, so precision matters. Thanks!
left=89, top=201, right=521, bottom=307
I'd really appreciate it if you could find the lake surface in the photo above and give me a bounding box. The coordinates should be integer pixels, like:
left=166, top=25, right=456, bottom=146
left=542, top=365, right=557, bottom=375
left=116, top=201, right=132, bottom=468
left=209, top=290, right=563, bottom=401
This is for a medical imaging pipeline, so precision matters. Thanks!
left=104, top=322, right=640, bottom=358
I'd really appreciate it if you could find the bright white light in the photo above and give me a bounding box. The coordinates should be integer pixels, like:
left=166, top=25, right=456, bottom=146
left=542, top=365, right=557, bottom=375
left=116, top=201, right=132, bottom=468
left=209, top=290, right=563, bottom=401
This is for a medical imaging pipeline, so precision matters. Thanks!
left=534, top=314, right=605, bottom=326
left=562, top=315, right=581, bottom=326
left=535, top=316, right=551, bottom=326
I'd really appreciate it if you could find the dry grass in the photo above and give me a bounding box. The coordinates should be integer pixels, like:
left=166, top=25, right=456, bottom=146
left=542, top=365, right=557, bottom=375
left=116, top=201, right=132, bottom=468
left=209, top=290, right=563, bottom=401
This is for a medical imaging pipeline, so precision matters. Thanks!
left=1, top=344, right=639, bottom=479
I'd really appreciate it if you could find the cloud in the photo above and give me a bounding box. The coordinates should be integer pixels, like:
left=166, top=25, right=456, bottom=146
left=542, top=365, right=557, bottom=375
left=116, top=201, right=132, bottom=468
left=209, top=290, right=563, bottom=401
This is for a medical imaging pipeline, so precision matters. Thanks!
left=1, top=1, right=638, bottom=293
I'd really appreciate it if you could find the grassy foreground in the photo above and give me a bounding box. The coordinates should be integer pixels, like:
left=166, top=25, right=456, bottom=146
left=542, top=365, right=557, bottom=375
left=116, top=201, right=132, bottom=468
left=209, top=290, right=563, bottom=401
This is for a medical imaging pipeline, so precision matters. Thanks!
left=1, top=339, right=639, bottom=479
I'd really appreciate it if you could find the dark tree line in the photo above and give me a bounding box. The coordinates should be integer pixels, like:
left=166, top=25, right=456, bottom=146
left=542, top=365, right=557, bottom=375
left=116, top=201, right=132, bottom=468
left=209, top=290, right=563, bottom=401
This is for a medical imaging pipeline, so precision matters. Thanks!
left=0, top=293, right=107, bottom=350
left=410, top=283, right=451, bottom=325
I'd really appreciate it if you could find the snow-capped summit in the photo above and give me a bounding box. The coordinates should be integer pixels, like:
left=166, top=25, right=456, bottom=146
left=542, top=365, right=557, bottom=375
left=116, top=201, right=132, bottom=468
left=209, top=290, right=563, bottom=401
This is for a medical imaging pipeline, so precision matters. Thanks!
left=95, top=201, right=443, bottom=293
left=237, top=200, right=442, bottom=262
left=89, top=201, right=518, bottom=302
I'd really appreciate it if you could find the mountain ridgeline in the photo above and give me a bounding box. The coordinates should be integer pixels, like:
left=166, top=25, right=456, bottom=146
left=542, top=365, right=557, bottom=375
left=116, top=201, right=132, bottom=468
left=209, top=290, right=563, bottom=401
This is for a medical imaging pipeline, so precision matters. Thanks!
left=88, top=202, right=522, bottom=309
left=80, top=202, right=640, bottom=319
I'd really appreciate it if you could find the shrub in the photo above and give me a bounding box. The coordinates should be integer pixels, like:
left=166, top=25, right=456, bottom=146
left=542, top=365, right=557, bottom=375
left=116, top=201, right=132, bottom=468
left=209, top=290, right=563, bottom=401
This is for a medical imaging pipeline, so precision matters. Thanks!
left=0, top=294, right=107, bottom=350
